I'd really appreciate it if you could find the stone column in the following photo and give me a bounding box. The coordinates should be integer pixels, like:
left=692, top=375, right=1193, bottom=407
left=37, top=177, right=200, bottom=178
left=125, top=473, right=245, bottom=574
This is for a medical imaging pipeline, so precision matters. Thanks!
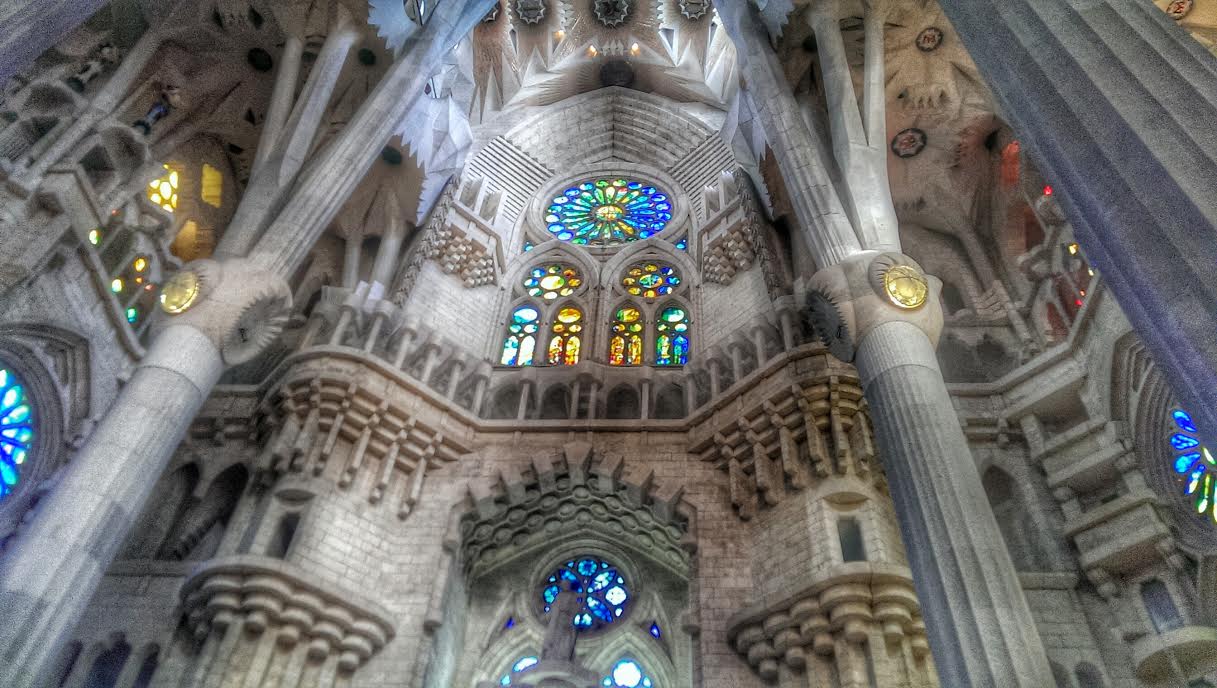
left=813, top=252, right=1053, bottom=687
left=936, top=0, right=1217, bottom=444
left=0, top=259, right=291, bottom=687
left=0, top=0, right=109, bottom=91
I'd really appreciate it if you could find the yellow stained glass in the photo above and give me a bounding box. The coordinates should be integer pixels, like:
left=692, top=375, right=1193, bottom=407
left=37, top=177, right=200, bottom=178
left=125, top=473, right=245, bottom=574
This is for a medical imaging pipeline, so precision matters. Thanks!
left=557, top=307, right=581, bottom=324
left=201, top=164, right=223, bottom=207
left=147, top=164, right=180, bottom=213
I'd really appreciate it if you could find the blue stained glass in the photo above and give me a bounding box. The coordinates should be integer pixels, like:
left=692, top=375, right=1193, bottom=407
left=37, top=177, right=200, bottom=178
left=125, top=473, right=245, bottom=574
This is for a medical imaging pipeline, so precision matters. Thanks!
left=1167, top=408, right=1217, bottom=525
left=500, top=655, right=539, bottom=685
left=540, top=557, right=630, bottom=631
left=1175, top=409, right=1198, bottom=432
left=504, top=617, right=515, bottom=629
left=0, top=364, right=33, bottom=502
left=649, top=622, right=662, bottom=638
left=1177, top=452, right=1202, bottom=474
left=545, top=179, right=673, bottom=245
left=1171, top=433, right=1201, bottom=450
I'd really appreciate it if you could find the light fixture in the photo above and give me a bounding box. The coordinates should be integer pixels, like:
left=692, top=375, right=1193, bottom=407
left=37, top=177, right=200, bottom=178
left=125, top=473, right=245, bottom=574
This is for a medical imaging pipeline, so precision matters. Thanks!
left=629, top=42, right=640, bottom=55
left=882, top=265, right=929, bottom=309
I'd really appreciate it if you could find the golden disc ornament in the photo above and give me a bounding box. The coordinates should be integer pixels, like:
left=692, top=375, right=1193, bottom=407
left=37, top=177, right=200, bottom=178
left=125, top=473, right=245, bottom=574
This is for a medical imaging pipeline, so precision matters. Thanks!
left=883, top=265, right=929, bottom=309
left=160, top=270, right=201, bottom=314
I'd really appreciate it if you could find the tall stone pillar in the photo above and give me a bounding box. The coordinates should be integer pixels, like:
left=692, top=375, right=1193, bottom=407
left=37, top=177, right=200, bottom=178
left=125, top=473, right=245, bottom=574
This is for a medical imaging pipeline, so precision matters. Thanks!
left=936, top=0, right=1217, bottom=445
left=0, top=0, right=109, bottom=88
left=0, top=260, right=291, bottom=687
left=716, top=1, right=1055, bottom=684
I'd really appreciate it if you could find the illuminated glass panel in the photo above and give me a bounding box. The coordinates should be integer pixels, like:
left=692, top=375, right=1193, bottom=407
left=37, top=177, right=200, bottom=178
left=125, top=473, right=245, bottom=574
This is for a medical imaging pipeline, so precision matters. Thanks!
left=609, top=306, right=643, bottom=366
left=201, top=163, right=223, bottom=207
left=602, top=658, right=654, bottom=688
left=622, top=262, right=680, bottom=300
left=147, top=164, right=179, bottom=212
left=547, top=307, right=583, bottom=365
left=655, top=305, right=689, bottom=366
left=499, top=656, right=539, bottom=685
left=501, top=306, right=540, bottom=366
left=1168, top=408, right=1217, bottom=523
left=0, top=366, right=34, bottom=501
left=545, top=179, right=672, bottom=246
left=540, top=557, right=629, bottom=631
left=524, top=264, right=582, bottom=301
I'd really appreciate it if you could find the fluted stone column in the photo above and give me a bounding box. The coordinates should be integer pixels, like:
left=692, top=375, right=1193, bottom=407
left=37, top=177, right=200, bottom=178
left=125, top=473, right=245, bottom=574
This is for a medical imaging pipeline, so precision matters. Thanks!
left=718, top=0, right=1054, bottom=683
left=937, top=0, right=1217, bottom=445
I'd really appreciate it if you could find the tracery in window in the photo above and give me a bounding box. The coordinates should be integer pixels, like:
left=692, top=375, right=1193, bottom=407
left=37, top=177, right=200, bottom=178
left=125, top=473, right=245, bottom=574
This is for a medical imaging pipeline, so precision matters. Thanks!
left=655, top=306, right=689, bottom=366
left=545, top=179, right=672, bottom=246
left=499, top=656, right=539, bottom=685
left=547, top=307, right=583, bottom=365
left=501, top=305, right=540, bottom=366
left=0, top=365, right=33, bottom=501
left=147, top=164, right=179, bottom=212
left=602, top=658, right=654, bottom=688
left=1168, top=408, right=1217, bottom=523
left=622, top=262, right=680, bottom=300
left=609, top=306, right=643, bottom=366
left=540, top=557, right=629, bottom=630
left=524, top=264, right=582, bottom=301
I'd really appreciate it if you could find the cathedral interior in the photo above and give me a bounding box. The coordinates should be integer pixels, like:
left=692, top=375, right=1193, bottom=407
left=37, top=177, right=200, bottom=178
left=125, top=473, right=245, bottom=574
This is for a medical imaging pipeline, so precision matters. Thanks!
left=2, top=0, right=1217, bottom=686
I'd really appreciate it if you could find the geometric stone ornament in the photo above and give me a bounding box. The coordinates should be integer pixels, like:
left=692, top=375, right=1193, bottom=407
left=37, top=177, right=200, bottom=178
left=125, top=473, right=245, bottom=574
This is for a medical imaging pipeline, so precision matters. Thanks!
left=1167, top=0, right=1194, bottom=19
left=915, top=26, right=944, bottom=51
left=594, top=0, right=632, bottom=26
left=679, top=0, right=711, bottom=20
left=515, top=0, right=547, bottom=24
left=890, top=127, right=928, bottom=158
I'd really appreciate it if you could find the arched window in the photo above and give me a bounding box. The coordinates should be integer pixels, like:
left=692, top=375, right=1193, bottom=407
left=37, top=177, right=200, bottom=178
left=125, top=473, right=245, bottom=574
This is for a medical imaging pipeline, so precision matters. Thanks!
left=622, top=262, right=681, bottom=300
left=499, top=656, right=538, bottom=685
left=1074, top=662, right=1105, bottom=688
left=146, top=164, right=179, bottom=212
left=610, top=305, right=643, bottom=366
left=603, top=658, right=654, bottom=688
left=655, top=306, right=689, bottom=366
left=1166, top=408, right=1217, bottom=524
left=547, top=307, right=583, bottom=365
left=1140, top=579, right=1184, bottom=633
left=0, top=363, right=34, bottom=502
left=544, top=179, right=672, bottom=245
left=501, top=305, right=540, bottom=366
left=837, top=517, right=866, bottom=562
left=540, top=557, right=630, bottom=631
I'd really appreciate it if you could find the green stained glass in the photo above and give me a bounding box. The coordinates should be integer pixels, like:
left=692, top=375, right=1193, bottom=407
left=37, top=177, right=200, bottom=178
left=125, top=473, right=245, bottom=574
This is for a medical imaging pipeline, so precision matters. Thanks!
left=546, top=179, right=672, bottom=246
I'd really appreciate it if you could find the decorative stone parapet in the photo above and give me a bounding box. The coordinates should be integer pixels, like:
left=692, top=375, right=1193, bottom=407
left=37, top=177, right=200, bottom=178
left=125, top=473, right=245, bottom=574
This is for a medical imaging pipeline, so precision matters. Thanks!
left=180, top=555, right=396, bottom=673
left=256, top=349, right=478, bottom=517
left=726, top=562, right=930, bottom=681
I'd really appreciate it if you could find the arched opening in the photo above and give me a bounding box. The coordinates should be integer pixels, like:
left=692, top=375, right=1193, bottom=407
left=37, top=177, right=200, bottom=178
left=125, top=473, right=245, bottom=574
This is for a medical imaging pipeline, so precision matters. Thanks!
left=121, top=463, right=200, bottom=559
left=486, top=385, right=521, bottom=419
left=606, top=385, right=640, bottom=419
left=85, top=639, right=131, bottom=688
left=837, top=517, right=866, bottom=562
left=539, top=385, right=572, bottom=419
left=265, top=511, right=300, bottom=559
left=1140, top=579, right=1184, bottom=633
left=159, top=464, right=249, bottom=561
left=652, top=383, right=685, bottom=419
left=982, top=466, right=1037, bottom=571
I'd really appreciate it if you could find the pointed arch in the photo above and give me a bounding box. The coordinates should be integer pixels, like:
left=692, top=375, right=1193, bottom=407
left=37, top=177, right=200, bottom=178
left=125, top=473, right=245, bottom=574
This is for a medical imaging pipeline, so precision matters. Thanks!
left=609, top=302, right=645, bottom=366
left=655, top=301, right=691, bottom=366
left=500, top=302, right=541, bottom=367
left=546, top=302, right=585, bottom=366
left=602, top=238, right=701, bottom=294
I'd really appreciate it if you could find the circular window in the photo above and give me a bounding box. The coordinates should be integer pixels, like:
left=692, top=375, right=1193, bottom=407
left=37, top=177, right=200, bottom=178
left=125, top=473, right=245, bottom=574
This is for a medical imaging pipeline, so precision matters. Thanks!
left=0, top=365, right=34, bottom=502
left=545, top=179, right=672, bottom=246
left=1166, top=408, right=1217, bottom=523
left=622, top=262, right=681, bottom=300
left=540, top=557, right=630, bottom=630
left=524, top=264, right=582, bottom=300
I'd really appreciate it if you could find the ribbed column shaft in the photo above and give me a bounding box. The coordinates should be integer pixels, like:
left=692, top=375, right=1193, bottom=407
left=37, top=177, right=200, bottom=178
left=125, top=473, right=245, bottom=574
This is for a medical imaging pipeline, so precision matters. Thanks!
left=0, top=326, right=224, bottom=687
left=855, top=320, right=1052, bottom=688
left=938, top=0, right=1217, bottom=445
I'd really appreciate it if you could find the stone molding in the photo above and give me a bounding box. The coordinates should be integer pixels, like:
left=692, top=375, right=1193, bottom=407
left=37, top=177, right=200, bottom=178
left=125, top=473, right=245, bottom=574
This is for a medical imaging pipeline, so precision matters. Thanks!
left=726, top=562, right=929, bottom=680
left=459, top=442, right=694, bottom=580
left=180, top=555, right=396, bottom=672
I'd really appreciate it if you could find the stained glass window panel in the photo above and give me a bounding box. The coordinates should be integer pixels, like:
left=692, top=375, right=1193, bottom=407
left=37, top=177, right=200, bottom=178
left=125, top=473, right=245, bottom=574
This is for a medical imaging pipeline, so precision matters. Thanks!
left=1168, top=408, right=1217, bottom=523
left=0, top=366, right=34, bottom=501
left=655, top=306, right=689, bottom=366
left=502, top=306, right=540, bottom=366
left=540, top=557, right=630, bottom=631
left=602, top=659, right=654, bottom=688
left=547, top=307, right=583, bottom=365
left=622, top=262, right=681, bottom=300
left=545, top=179, right=672, bottom=246
left=499, top=656, right=539, bottom=685
left=524, top=264, right=582, bottom=300
left=610, top=306, right=643, bottom=366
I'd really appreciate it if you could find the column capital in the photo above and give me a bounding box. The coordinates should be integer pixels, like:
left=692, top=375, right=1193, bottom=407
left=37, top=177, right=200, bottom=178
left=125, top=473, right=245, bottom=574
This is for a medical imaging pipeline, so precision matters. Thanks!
left=807, top=252, right=945, bottom=365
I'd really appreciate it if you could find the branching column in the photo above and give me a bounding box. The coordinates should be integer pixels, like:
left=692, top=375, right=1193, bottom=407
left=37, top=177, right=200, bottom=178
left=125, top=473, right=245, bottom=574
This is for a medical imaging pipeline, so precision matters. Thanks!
left=718, top=0, right=1053, bottom=685
left=935, top=0, right=1217, bottom=447
left=0, top=2, right=495, bottom=684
